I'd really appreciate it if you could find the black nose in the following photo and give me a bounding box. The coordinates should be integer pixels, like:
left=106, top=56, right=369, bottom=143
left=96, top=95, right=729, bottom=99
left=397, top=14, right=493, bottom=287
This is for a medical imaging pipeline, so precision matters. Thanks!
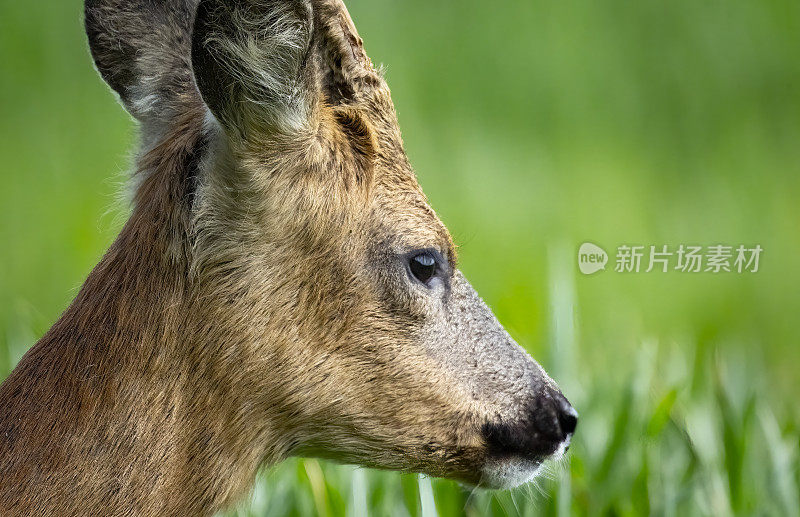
left=482, top=390, right=578, bottom=458
left=558, top=399, right=578, bottom=436
left=530, top=390, right=578, bottom=442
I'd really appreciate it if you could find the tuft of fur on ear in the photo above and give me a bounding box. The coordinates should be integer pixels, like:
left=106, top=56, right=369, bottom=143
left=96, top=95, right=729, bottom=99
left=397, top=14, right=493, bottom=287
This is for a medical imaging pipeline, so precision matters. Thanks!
left=191, top=0, right=385, bottom=143
left=84, top=0, right=202, bottom=124
left=191, top=0, right=317, bottom=140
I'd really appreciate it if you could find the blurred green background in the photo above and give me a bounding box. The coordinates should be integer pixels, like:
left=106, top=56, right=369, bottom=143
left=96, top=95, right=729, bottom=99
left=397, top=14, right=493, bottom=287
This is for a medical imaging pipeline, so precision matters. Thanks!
left=1, top=0, right=798, bottom=515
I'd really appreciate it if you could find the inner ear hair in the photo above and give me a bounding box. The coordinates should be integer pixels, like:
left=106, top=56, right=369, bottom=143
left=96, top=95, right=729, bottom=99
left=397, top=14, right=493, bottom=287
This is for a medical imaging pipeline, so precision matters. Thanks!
left=191, top=0, right=383, bottom=143
left=191, top=0, right=317, bottom=139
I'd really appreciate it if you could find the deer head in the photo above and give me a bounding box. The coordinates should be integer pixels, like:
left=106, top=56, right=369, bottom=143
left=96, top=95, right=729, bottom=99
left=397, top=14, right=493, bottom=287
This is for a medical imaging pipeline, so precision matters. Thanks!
left=3, top=0, right=577, bottom=509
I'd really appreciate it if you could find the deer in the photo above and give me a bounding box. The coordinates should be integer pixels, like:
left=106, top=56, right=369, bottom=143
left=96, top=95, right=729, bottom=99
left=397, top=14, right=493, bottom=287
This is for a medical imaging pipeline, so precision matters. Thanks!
left=0, top=0, right=578, bottom=515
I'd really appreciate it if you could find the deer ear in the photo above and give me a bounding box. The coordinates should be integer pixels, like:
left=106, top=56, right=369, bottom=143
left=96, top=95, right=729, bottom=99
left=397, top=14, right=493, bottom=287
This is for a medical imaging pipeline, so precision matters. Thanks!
left=85, top=0, right=199, bottom=123
left=191, top=0, right=317, bottom=138
left=191, top=0, right=382, bottom=141
left=310, top=0, right=383, bottom=104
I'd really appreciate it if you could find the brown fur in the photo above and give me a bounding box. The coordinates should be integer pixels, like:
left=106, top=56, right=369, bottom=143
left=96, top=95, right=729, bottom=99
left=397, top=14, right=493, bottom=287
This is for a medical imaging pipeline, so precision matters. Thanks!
left=0, top=1, right=576, bottom=515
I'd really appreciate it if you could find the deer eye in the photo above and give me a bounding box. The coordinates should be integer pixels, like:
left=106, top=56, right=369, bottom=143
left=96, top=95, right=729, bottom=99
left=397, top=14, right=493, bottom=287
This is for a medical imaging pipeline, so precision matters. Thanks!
left=409, top=252, right=437, bottom=285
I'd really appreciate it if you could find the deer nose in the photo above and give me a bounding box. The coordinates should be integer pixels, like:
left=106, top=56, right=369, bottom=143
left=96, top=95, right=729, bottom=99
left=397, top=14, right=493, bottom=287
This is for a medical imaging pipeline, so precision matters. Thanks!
left=529, top=390, right=578, bottom=443
left=559, top=403, right=578, bottom=436
left=482, top=389, right=578, bottom=459
left=553, top=391, right=578, bottom=437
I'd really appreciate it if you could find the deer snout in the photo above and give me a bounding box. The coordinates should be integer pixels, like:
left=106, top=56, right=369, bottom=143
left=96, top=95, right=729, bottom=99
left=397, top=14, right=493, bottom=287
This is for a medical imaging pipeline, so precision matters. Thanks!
left=482, top=386, right=578, bottom=460
left=479, top=385, right=577, bottom=488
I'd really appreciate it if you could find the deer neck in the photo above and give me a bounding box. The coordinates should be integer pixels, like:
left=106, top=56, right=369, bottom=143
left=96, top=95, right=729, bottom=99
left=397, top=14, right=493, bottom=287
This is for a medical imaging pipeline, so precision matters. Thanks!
left=0, top=117, right=282, bottom=514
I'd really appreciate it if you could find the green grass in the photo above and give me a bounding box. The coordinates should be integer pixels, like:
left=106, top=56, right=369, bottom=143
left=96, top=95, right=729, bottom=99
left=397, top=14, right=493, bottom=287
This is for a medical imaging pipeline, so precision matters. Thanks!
left=1, top=0, right=799, bottom=515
